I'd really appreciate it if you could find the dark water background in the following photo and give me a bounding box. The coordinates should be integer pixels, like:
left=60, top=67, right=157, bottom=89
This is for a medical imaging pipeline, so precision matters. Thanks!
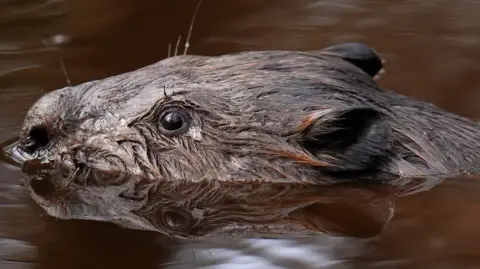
left=1, top=0, right=480, bottom=268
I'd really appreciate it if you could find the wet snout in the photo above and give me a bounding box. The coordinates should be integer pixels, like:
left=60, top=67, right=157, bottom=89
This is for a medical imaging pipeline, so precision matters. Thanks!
left=1, top=139, right=56, bottom=196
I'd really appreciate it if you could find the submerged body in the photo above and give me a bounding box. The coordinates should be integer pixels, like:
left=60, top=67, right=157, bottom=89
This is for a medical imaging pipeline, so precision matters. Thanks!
left=13, top=43, right=480, bottom=238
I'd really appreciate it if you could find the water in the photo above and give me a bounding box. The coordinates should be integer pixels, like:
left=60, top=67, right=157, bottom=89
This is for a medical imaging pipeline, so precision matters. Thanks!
left=1, top=0, right=480, bottom=268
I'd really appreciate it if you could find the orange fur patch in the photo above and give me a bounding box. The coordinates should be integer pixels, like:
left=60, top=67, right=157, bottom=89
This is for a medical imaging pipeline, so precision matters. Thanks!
left=296, top=114, right=316, bottom=133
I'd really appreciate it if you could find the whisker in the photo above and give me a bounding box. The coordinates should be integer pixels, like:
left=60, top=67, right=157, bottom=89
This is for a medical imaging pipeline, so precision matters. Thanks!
left=60, top=167, right=80, bottom=191
left=167, top=43, right=172, bottom=58
left=60, top=55, right=72, bottom=86
left=183, top=0, right=204, bottom=55
left=174, top=35, right=182, bottom=57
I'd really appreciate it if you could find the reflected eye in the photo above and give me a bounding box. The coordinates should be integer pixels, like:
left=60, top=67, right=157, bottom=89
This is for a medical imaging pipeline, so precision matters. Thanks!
left=164, top=209, right=192, bottom=230
left=158, top=109, right=189, bottom=136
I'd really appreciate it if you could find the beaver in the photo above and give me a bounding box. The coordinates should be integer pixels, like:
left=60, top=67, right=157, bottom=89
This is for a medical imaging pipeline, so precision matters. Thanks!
left=13, top=42, right=480, bottom=238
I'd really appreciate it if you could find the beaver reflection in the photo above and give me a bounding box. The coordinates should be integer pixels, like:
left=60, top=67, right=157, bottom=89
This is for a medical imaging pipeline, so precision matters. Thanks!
left=31, top=185, right=399, bottom=269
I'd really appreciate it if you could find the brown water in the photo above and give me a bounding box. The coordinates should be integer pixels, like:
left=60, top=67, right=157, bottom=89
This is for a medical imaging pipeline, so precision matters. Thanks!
left=1, top=0, right=480, bottom=268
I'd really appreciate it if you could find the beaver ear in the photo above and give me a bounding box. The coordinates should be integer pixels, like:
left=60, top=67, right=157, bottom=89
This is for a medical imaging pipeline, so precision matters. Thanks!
left=319, top=42, right=384, bottom=78
left=297, top=107, right=390, bottom=174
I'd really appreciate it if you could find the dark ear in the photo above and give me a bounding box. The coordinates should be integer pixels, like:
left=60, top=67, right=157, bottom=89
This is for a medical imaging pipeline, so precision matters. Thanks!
left=320, top=42, right=384, bottom=78
left=297, top=107, right=390, bottom=174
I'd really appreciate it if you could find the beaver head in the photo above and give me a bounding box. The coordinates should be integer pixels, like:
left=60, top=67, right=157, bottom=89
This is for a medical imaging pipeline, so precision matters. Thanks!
left=14, top=43, right=480, bottom=238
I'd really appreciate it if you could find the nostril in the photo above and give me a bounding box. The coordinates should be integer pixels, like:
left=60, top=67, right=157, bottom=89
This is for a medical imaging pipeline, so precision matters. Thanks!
left=29, top=176, right=56, bottom=197
left=25, top=125, right=50, bottom=154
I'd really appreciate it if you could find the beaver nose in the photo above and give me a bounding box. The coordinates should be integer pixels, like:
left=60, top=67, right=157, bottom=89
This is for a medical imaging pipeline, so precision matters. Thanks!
left=23, top=125, right=50, bottom=154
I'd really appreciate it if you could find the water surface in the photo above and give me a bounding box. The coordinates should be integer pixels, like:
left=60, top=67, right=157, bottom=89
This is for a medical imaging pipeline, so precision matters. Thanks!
left=1, top=0, right=480, bottom=268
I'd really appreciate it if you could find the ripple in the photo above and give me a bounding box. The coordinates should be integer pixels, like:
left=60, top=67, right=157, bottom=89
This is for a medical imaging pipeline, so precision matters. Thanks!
left=0, top=238, right=36, bottom=263
left=0, top=0, right=67, bottom=23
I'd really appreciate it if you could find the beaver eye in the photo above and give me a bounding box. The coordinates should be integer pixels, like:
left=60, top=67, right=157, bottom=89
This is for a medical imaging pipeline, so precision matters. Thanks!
left=158, top=109, right=189, bottom=136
